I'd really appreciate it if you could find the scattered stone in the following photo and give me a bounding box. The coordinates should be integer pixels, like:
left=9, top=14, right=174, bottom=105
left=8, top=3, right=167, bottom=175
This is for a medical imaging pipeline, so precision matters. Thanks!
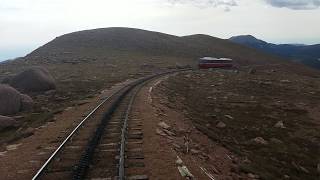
left=172, top=143, right=182, bottom=150
left=243, top=157, right=252, bottom=164
left=225, top=115, right=234, bottom=119
left=252, top=137, right=268, bottom=145
left=37, top=152, right=48, bottom=156
left=41, top=106, right=52, bottom=112
left=55, top=96, right=69, bottom=102
left=13, top=115, right=24, bottom=121
left=274, top=121, right=285, bottom=128
left=21, top=127, right=35, bottom=138
left=247, top=173, right=255, bottom=178
left=300, top=165, right=310, bottom=174
left=176, top=156, right=183, bottom=165
left=247, top=173, right=259, bottom=179
left=0, top=115, right=18, bottom=131
left=0, top=84, right=21, bottom=115
left=270, top=138, right=283, bottom=144
left=44, top=90, right=56, bottom=95
left=280, top=79, right=291, bottom=83
left=248, top=68, right=256, bottom=74
left=158, top=121, right=170, bottom=129
left=199, top=152, right=210, bottom=160
left=216, top=121, right=226, bottom=128
left=156, top=128, right=166, bottom=136
left=52, top=108, right=64, bottom=114
left=127, top=175, right=149, bottom=180
left=230, top=164, right=239, bottom=173
left=9, top=66, right=56, bottom=92
left=178, top=166, right=194, bottom=178
left=6, top=143, right=22, bottom=151
left=17, top=169, right=29, bottom=174
left=0, top=151, right=7, bottom=156
left=20, top=94, right=34, bottom=111
left=207, top=113, right=217, bottom=118
left=77, top=100, right=91, bottom=106
left=65, top=107, right=73, bottom=111
left=162, top=129, right=175, bottom=136
left=190, top=149, right=200, bottom=155
left=284, top=175, right=290, bottom=179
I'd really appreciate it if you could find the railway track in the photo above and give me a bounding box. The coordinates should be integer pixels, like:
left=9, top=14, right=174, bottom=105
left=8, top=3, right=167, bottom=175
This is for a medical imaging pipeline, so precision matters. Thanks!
left=32, top=71, right=177, bottom=180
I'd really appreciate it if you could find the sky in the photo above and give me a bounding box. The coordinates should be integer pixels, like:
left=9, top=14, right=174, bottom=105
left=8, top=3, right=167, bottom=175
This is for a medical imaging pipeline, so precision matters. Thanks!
left=0, top=0, right=320, bottom=61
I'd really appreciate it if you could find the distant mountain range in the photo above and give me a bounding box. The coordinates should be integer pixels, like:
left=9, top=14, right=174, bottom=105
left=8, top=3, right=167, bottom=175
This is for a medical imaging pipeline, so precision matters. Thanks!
left=229, top=35, right=320, bottom=70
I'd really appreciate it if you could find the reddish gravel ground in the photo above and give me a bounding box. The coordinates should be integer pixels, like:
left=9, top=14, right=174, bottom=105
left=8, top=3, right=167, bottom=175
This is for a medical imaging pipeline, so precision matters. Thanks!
left=0, top=79, right=135, bottom=180
left=133, top=74, right=243, bottom=179
left=1, top=69, right=319, bottom=180
left=158, top=69, right=320, bottom=180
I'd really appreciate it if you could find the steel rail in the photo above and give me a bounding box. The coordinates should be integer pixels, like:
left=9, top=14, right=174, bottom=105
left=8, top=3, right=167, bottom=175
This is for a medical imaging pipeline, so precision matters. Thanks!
left=32, top=69, right=188, bottom=180
left=32, top=81, right=132, bottom=180
left=72, top=82, right=135, bottom=179
left=118, top=80, right=145, bottom=180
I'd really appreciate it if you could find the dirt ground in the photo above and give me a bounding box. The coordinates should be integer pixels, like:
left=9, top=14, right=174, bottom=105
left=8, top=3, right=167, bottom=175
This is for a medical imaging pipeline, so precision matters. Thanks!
left=158, top=69, right=320, bottom=180
left=0, top=79, right=135, bottom=180
left=133, top=74, right=245, bottom=180
left=1, top=69, right=319, bottom=180
left=0, top=73, right=244, bottom=180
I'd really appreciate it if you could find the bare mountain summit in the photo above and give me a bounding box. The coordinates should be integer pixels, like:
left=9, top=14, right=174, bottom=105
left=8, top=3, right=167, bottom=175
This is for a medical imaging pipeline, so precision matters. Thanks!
left=27, top=27, right=282, bottom=66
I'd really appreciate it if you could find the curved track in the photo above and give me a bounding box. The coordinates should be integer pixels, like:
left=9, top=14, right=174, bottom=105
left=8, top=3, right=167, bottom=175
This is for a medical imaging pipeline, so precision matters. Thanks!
left=32, top=71, right=179, bottom=180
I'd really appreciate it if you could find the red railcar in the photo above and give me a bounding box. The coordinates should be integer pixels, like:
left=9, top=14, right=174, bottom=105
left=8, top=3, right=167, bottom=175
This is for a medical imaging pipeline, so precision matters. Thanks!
left=198, top=57, right=233, bottom=69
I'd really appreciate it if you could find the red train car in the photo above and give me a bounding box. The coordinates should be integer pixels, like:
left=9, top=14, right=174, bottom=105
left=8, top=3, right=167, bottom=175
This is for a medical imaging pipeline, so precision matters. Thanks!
left=198, top=57, right=233, bottom=69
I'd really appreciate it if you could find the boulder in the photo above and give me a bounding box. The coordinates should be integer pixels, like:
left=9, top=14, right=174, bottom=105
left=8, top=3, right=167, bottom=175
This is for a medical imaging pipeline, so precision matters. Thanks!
left=158, top=121, right=170, bottom=129
left=216, top=121, right=226, bottom=128
left=9, top=67, right=56, bottom=92
left=248, top=68, right=256, bottom=74
left=274, top=121, right=285, bottom=128
left=0, top=115, right=17, bottom=131
left=252, top=137, right=268, bottom=145
left=1, top=76, right=13, bottom=84
left=0, top=85, right=21, bottom=115
left=20, top=94, right=34, bottom=111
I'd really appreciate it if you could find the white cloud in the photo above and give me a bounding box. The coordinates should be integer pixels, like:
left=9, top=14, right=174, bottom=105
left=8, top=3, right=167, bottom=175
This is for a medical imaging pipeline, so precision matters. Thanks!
left=264, top=0, right=320, bottom=10
left=167, top=0, right=238, bottom=8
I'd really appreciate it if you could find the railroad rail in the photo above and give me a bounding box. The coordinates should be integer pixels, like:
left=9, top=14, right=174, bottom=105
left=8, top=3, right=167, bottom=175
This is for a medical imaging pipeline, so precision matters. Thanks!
left=32, top=71, right=180, bottom=180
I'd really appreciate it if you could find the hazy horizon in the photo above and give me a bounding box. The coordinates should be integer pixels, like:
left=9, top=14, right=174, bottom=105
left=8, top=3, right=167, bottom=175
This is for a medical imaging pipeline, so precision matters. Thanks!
left=1, top=27, right=319, bottom=62
left=1, top=0, right=320, bottom=61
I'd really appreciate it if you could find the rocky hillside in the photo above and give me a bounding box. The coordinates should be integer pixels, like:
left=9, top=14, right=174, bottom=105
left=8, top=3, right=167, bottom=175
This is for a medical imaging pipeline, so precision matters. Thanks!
left=161, top=70, right=320, bottom=179
left=27, top=27, right=283, bottom=66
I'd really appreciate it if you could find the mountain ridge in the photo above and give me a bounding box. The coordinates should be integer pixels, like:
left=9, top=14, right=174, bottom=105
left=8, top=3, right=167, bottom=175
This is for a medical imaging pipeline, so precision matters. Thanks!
left=26, top=27, right=285, bottom=66
left=229, top=35, right=320, bottom=69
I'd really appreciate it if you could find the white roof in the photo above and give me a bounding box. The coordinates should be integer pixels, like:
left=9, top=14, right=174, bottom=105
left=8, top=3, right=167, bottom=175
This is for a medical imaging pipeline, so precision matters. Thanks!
left=219, top=58, right=233, bottom=61
left=200, top=57, right=219, bottom=61
left=200, top=57, right=232, bottom=61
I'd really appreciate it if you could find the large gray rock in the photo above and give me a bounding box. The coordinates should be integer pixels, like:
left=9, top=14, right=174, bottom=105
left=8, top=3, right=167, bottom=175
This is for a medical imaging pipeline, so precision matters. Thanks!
left=20, top=94, right=34, bottom=111
left=0, top=85, right=21, bottom=115
left=9, top=67, right=56, bottom=92
left=0, top=115, right=17, bottom=131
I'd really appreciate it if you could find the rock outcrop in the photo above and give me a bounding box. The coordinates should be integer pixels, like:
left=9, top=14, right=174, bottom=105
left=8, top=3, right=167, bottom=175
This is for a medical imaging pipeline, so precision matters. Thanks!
left=0, top=115, right=17, bottom=131
left=20, top=94, right=34, bottom=111
left=9, top=67, right=56, bottom=92
left=0, top=84, right=34, bottom=115
left=0, top=85, right=21, bottom=115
